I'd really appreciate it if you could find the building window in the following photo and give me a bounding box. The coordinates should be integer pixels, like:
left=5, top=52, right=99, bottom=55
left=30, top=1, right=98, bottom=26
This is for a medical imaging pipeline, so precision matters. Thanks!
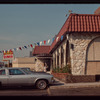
left=0, top=70, right=5, bottom=75
left=57, top=49, right=59, bottom=67
left=54, top=54, right=56, bottom=67
left=61, top=46, right=64, bottom=67
left=66, top=40, right=70, bottom=64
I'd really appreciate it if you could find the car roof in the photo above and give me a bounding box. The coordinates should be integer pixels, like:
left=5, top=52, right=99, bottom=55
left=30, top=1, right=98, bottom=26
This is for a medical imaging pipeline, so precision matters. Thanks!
left=0, top=67, right=30, bottom=70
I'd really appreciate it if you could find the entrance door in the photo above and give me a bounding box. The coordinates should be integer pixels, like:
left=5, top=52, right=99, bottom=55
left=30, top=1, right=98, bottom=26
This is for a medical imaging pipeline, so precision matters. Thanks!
left=87, top=37, right=100, bottom=75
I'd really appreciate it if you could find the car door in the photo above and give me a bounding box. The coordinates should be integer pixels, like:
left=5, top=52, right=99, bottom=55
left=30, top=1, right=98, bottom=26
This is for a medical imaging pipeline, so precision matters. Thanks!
left=0, top=69, right=9, bottom=86
left=8, top=68, right=33, bottom=86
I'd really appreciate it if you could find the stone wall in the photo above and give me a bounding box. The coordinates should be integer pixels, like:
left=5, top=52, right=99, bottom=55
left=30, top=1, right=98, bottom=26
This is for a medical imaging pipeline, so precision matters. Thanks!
left=52, top=73, right=95, bottom=83
left=70, top=33, right=100, bottom=75
left=66, top=75, right=95, bottom=83
left=35, top=59, right=44, bottom=71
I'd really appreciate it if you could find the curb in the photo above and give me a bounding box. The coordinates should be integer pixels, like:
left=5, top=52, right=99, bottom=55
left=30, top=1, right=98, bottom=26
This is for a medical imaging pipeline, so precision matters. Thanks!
left=50, top=83, right=100, bottom=89
left=50, top=78, right=100, bottom=89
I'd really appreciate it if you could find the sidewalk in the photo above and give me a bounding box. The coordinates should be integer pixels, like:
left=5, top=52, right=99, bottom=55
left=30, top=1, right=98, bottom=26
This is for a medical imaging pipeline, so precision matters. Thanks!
left=50, top=78, right=100, bottom=89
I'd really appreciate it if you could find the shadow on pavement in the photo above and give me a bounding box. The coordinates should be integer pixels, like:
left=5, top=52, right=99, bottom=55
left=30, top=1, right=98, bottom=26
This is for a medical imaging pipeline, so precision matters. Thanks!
left=51, top=79, right=64, bottom=86
left=0, top=86, right=36, bottom=90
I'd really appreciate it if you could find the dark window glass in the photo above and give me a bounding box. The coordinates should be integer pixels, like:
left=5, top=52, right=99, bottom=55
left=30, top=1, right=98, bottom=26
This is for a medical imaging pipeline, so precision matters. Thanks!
left=0, top=70, right=5, bottom=75
left=9, top=69, right=24, bottom=75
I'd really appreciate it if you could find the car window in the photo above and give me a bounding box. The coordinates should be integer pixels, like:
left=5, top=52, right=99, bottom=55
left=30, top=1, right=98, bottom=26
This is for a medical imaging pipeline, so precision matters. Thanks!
left=22, top=68, right=31, bottom=71
left=21, top=69, right=32, bottom=74
left=0, top=70, right=5, bottom=75
left=9, top=69, right=25, bottom=75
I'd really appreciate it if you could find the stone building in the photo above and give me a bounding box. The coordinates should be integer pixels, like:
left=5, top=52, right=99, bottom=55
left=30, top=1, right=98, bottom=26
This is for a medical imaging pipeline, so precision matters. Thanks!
left=32, top=46, right=52, bottom=72
left=33, top=15, right=100, bottom=75
left=49, top=13, right=100, bottom=75
left=32, top=7, right=100, bottom=75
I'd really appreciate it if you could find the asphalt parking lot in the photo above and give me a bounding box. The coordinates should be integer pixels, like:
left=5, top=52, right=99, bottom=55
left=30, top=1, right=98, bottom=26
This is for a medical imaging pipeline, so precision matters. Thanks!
left=0, top=78, right=100, bottom=96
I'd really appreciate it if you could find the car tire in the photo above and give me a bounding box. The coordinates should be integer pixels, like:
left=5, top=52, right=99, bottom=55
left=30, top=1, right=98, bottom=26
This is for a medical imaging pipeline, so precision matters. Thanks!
left=0, top=82, right=2, bottom=89
left=36, top=80, right=47, bottom=90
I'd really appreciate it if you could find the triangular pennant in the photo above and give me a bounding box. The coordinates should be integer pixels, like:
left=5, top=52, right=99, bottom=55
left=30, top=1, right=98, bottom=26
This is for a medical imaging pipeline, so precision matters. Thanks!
left=22, top=47, right=24, bottom=49
left=44, top=40, right=46, bottom=45
left=33, top=46, right=35, bottom=48
left=24, top=46, right=27, bottom=49
left=34, top=43, right=37, bottom=46
left=30, top=44, right=33, bottom=48
left=28, top=45, right=30, bottom=47
left=12, top=49, right=14, bottom=51
left=56, top=36, right=59, bottom=42
left=40, top=41, right=42, bottom=45
left=3, top=50, right=6, bottom=53
left=7, top=50, right=10, bottom=53
left=52, top=38, right=55, bottom=42
left=47, top=39, right=50, bottom=44
left=14, top=48, right=16, bottom=51
left=19, top=47, right=22, bottom=50
left=37, top=42, right=40, bottom=46
left=16, top=48, right=19, bottom=51
left=61, top=35, right=63, bottom=41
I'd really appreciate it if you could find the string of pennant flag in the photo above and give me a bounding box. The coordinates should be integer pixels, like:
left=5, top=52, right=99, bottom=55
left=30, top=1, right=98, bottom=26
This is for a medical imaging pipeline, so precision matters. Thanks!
left=0, top=34, right=64, bottom=53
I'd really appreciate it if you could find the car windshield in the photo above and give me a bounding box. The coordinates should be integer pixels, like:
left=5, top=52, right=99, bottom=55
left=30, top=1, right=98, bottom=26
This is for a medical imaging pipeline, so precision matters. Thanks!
left=21, top=68, right=32, bottom=74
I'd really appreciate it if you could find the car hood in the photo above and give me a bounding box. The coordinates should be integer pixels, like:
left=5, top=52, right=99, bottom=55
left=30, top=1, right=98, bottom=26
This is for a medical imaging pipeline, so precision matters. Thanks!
left=31, top=72, right=51, bottom=75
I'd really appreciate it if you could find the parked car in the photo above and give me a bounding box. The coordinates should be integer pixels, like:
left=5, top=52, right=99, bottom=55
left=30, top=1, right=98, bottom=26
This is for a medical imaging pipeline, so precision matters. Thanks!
left=0, top=67, right=55, bottom=89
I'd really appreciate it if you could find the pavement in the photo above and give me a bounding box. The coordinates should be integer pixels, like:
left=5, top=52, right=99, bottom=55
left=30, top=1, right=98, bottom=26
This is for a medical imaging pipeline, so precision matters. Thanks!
left=50, top=78, right=100, bottom=89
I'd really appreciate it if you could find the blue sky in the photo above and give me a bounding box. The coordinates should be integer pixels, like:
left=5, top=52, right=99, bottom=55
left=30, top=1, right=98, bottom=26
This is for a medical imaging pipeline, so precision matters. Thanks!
left=0, top=4, right=100, bottom=61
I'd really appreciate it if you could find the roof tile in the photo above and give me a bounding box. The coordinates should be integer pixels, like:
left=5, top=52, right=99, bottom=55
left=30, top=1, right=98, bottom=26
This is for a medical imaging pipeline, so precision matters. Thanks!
left=49, top=14, right=100, bottom=53
left=32, top=46, right=50, bottom=55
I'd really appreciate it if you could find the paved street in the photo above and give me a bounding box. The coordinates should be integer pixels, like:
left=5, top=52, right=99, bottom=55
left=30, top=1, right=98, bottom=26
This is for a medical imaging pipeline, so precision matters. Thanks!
left=0, top=78, right=100, bottom=96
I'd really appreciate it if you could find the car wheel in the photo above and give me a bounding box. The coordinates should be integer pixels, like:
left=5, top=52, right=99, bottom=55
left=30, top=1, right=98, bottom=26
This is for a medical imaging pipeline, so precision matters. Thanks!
left=36, top=80, right=47, bottom=90
left=0, top=82, right=2, bottom=89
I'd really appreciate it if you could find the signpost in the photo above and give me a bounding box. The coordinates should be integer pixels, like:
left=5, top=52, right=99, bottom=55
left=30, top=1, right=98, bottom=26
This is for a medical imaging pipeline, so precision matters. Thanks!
left=3, top=50, right=14, bottom=67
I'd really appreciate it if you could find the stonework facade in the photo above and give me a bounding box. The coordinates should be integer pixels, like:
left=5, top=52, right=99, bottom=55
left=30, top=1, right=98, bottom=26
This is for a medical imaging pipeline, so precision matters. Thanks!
left=70, top=33, right=100, bottom=75
left=52, top=33, right=100, bottom=75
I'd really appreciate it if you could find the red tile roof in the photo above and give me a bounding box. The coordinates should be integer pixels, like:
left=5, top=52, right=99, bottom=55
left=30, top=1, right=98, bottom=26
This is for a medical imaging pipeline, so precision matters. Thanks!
left=94, top=7, right=100, bottom=14
left=49, top=13, right=100, bottom=53
left=32, top=45, right=50, bottom=55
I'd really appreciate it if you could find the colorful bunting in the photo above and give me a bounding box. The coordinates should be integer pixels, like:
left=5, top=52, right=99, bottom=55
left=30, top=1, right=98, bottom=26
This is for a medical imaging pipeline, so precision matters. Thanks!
left=0, top=34, right=65, bottom=53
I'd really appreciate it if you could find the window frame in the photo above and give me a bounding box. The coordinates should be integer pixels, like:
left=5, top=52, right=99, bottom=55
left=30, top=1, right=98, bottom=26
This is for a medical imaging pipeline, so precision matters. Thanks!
left=0, top=69, right=6, bottom=75
left=9, top=69, right=25, bottom=75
